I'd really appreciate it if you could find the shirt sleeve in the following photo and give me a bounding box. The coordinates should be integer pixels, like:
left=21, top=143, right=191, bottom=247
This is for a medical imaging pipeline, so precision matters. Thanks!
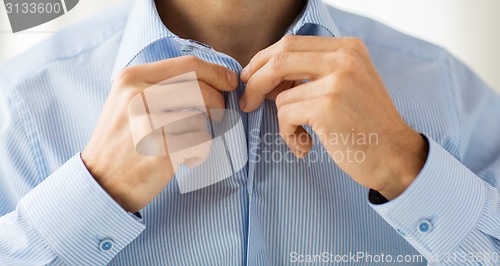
left=0, top=81, right=145, bottom=265
left=369, top=54, right=500, bottom=265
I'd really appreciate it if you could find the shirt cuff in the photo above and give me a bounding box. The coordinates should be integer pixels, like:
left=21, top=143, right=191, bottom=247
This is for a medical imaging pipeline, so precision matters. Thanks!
left=18, top=154, right=146, bottom=266
left=368, top=135, right=488, bottom=257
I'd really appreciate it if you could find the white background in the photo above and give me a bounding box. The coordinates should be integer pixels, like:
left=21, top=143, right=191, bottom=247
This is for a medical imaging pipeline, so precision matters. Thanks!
left=1, top=0, right=499, bottom=91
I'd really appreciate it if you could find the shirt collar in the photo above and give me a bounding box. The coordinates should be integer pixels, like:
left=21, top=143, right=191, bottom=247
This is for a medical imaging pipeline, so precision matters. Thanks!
left=287, top=0, right=340, bottom=36
left=111, top=0, right=341, bottom=79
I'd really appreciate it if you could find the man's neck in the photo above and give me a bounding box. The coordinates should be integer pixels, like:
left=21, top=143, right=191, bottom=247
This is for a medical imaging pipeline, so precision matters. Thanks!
left=155, top=0, right=305, bottom=67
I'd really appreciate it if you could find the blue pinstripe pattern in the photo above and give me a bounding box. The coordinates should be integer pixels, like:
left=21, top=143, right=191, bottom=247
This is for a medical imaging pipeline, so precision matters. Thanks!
left=1, top=0, right=499, bottom=265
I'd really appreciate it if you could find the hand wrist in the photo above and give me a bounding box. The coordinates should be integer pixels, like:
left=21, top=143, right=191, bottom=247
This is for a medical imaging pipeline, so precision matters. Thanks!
left=80, top=151, right=137, bottom=212
left=378, top=131, right=429, bottom=201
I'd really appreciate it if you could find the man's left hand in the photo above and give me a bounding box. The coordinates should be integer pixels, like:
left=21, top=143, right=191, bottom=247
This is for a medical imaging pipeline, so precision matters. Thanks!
left=240, top=35, right=429, bottom=201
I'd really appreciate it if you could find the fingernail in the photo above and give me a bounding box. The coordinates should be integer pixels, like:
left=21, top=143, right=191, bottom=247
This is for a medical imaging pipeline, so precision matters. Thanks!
left=240, top=66, right=249, bottom=81
left=239, top=97, right=246, bottom=110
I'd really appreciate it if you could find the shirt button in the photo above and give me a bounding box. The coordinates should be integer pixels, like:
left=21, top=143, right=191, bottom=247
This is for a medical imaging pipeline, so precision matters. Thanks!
left=99, top=239, right=114, bottom=252
left=180, top=45, right=194, bottom=52
left=396, top=229, right=406, bottom=236
left=417, top=220, right=433, bottom=233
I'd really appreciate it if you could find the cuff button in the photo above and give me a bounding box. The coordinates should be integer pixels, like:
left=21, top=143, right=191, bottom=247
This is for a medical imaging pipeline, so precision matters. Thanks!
left=417, top=220, right=432, bottom=234
left=99, top=239, right=114, bottom=252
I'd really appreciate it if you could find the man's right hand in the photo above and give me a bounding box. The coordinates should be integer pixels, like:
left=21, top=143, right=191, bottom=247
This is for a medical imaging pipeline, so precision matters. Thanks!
left=81, top=56, right=238, bottom=213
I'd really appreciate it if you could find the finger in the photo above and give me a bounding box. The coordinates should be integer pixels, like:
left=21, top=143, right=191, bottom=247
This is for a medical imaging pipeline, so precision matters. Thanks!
left=241, top=52, right=334, bottom=112
left=265, top=81, right=294, bottom=101
left=274, top=80, right=306, bottom=100
left=240, top=80, right=291, bottom=113
left=118, top=55, right=238, bottom=91
left=199, top=83, right=226, bottom=122
left=265, top=80, right=306, bottom=102
left=166, top=130, right=212, bottom=157
left=241, top=36, right=359, bottom=82
left=277, top=99, right=318, bottom=158
left=162, top=112, right=208, bottom=135
left=150, top=111, right=205, bottom=134
left=167, top=131, right=212, bottom=168
left=275, top=78, right=331, bottom=108
left=143, top=80, right=226, bottom=120
left=290, top=126, right=313, bottom=158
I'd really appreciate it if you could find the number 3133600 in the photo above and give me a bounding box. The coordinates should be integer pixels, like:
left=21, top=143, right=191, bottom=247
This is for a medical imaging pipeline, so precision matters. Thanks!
left=5, top=2, right=62, bottom=14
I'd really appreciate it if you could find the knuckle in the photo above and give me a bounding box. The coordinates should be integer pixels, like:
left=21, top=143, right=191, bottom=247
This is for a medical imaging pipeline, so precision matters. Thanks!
left=338, top=52, right=355, bottom=66
left=280, top=35, right=298, bottom=51
left=322, top=91, right=337, bottom=111
left=180, top=55, right=200, bottom=66
left=324, top=74, right=340, bottom=92
left=349, top=37, right=363, bottom=48
left=323, top=75, right=345, bottom=104
left=181, top=56, right=225, bottom=85
left=113, top=67, right=145, bottom=100
left=250, top=51, right=264, bottom=71
left=270, top=52, right=289, bottom=71
left=212, top=66, right=227, bottom=84
left=338, top=52, right=360, bottom=74
left=275, top=90, right=288, bottom=107
left=254, top=50, right=264, bottom=63
left=115, top=66, right=140, bottom=85
left=348, top=37, right=368, bottom=53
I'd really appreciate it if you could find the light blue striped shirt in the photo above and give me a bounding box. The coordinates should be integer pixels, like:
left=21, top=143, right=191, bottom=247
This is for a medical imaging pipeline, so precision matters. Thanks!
left=1, top=0, right=499, bottom=265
